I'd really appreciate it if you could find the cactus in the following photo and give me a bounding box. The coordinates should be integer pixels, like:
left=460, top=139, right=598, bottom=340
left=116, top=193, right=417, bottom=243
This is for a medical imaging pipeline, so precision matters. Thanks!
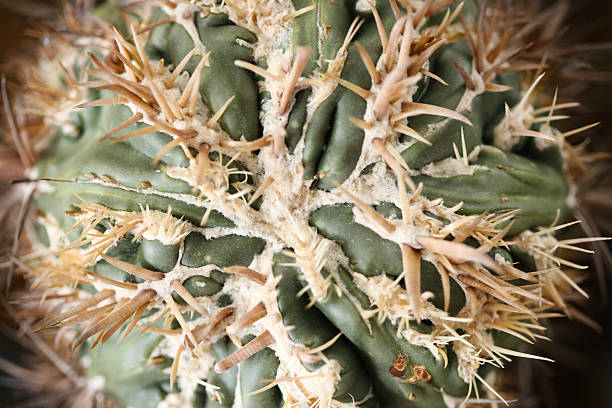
left=1, top=1, right=605, bottom=407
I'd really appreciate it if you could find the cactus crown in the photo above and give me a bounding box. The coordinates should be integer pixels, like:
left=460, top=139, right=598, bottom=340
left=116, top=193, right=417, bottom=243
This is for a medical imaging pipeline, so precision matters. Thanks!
left=1, top=1, right=603, bottom=407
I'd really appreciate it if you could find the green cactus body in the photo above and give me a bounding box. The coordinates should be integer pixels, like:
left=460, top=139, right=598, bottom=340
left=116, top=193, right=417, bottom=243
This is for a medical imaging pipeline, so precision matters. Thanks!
left=22, top=1, right=585, bottom=407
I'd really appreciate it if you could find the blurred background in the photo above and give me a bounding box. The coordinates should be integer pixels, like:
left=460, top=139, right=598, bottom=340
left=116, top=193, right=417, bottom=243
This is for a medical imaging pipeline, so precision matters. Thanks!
left=0, top=0, right=610, bottom=407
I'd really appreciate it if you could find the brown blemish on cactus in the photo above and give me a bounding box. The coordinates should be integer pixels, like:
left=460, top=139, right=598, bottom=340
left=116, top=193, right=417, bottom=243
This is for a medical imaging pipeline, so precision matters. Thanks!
left=401, top=364, right=432, bottom=384
left=389, top=350, right=409, bottom=377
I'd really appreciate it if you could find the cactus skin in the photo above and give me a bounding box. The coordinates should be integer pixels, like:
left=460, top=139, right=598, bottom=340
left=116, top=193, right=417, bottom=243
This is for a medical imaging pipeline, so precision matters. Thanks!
left=12, top=0, right=593, bottom=407
left=85, top=328, right=169, bottom=408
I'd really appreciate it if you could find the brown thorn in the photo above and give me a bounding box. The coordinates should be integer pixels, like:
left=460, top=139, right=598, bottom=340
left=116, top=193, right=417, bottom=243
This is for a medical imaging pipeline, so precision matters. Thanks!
left=220, top=135, right=272, bottom=152
left=86, top=270, right=139, bottom=290
left=139, top=327, right=182, bottom=335
left=61, top=303, right=117, bottom=327
left=150, top=81, right=175, bottom=122
left=74, top=290, right=156, bottom=349
left=139, top=308, right=171, bottom=335
left=283, top=1, right=316, bottom=22
left=475, top=0, right=488, bottom=73
left=100, top=307, right=134, bottom=344
left=226, top=302, right=267, bottom=335
left=95, top=84, right=158, bottom=116
left=108, top=125, right=158, bottom=145
left=333, top=180, right=396, bottom=233
left=356, top=42, right=380, bottom=85
left=371, top=138, right=416, bottom=191
left=413, top=0, right=435, bottom=27
left=397, top=19, right=413, bottom=70
left=153, top=138, right=183, bottom=165
left=369, top=1, right=388, bottom=52
left=163, top=293, right=200, bottom=355
left=450, top=58, right=475, bottom=90
left=215, top=330, right=275, bottom=373
left=224, top=266, right=267, bottom=285
left=482, top=44, right=531, bottom=82
left=36, top=289, right=115, bottom=331
left=408, top=39, right=447, bottom=76
left=401, top=244, right=422, bottom=322
left=170, top=280, right=210, bottom=318
left=58, top=61, right=78, bottom=89
left=458, top=13, right=480, bottom=72
left=150, top=116, right=195, bottom=139
left=87, top=53, right=154, bottom=101
left=280, top=46, right=311, bottom=115
left=207, top=95, right=236, bottom=128
left=484, top=82, right=513, bottom=93
left=389, top=0, right=401, bottom=20
left=348, top=116, right=374, bottom=130
left=434, top=262, right=451, bottom=312
left=418, top=236, right=498, bottom=270
left=560, top=122, right=600, bottom=139
left=386, top=17, right=408, bottom=73
left=129, top=24, right=153, bottom=78
left=248, top=176, right=275, bottom=206
left=187, top=69, right=202, bottom=117
left=112, top=47, right=145, bottom=81
left=234, top=60, right=281, bottom=81
left=326, top=73, right=370, bottom=100
left=420, top=69, right=448, bottom=85
left=192, top=307, right=235, bottom=346
left=391, top=102, right=472, bottom=126
left=457, top=274, right=528, bottom=314
left=436, top=2, right=464, bottom=38
left=126, top=16, right=174, bottom=40
left=165, top=48, right=197, bottom=88
left=179, top=55, right=208, bottom=108
left=121, top=302, right=148, bottom=341
left=74, top=97, right=129, bottom=109
left=393, top=123, right=432, bottom=146
left=170, top=345, right=184, bottom=390
left=98, top=112, right=144, bottom=144
left=98, top=252, right=165, bottom=281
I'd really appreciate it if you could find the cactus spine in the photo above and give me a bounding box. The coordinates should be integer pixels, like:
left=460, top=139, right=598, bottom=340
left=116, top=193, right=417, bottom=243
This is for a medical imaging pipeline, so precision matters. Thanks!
left=1, top=1, right=604, bottom=407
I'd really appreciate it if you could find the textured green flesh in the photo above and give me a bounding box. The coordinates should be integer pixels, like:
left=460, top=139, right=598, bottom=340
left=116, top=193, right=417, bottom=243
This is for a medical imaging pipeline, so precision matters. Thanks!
left=396, top=39, right=524, bottom=171
left=206, top=337, right=238, bottom=407
left=274, top=253, right=372, bottom=402
left=239, top=335, right=283, bottom=408
left=172, top=272, right=226, bottom=305
left=294, top=0, right=395, bottom=189
left=309, top=204, right=467, bottom=315
left=414, top=147, right=571, bottom=234
left=310, top=267, right=468, bottom=408
left=181, top=233, right=266, bottom=268
left=85, top=328, right=168, bottom=408
left=147, top=11, right=261, bottom=141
